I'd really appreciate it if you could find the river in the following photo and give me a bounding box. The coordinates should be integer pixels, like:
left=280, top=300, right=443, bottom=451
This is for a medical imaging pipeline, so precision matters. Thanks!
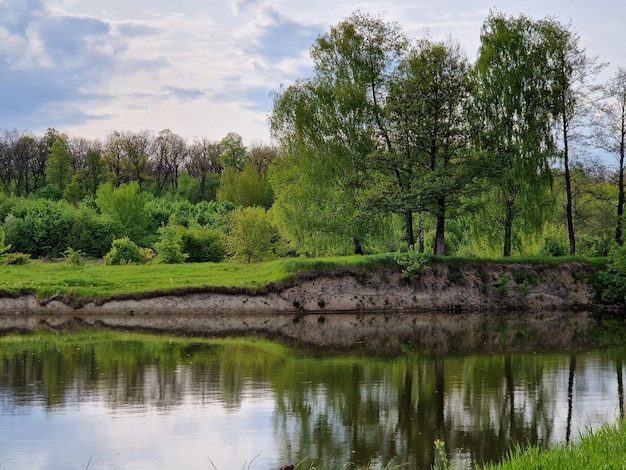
left=0, top=314, right=625, bottom=469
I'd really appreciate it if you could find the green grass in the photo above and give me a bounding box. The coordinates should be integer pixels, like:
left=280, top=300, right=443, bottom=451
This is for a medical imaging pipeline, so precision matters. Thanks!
left=0, top=254, right=395, bottom=301
left=479, top=421, right=626, bottom=470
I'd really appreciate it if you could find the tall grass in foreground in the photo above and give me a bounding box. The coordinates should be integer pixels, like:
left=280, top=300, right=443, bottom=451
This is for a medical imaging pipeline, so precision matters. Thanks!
left=479, top=421, right=626, bottom=470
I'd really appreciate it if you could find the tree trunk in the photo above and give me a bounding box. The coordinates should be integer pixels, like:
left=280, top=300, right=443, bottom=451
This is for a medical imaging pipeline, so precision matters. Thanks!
left=563, top=118, right=576, bottom=255
left=434, top=197, right=446, bottom=256
left=418, top=210, right=425, bottom=253
left=503, top=188, right=515, bottom=257
left=616, top=139, right=625, bottom=246
left=405, top=211, right=415, bottom=251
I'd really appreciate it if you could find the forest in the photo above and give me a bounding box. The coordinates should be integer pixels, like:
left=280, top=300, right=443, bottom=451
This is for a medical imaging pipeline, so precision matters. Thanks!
left=1, top=9, right=625, bottom=265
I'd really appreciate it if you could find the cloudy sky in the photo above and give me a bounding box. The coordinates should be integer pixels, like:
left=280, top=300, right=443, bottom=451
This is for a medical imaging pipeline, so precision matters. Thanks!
left=1, top=0, right=625, bottom=146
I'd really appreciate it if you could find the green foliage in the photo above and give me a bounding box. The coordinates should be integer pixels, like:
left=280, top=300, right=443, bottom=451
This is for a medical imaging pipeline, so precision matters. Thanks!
left=104, top=237, right=143, bottom=265
left=153, top=216, right=188, bottom=264
left=227, top=206, right=277, bottom=263
left=63, top=247, right=85, bottom=268
left=0, top=228, right=12, bottom=256
left=96, top=182, right=150, bottom=245
left=494, top=274, right=511, bottom=300
left=540, top=231, right=568, bottom=257
left=217, top=163, right=272, bottom=208
left=45, top=135, right=74, bottom=191
left=393, top=251, right=428, bottom=281
left=3, top=198, right=72, bottom=257
left=594, top=245, right=626, bottom=304
left=0, top=252, right=31, bottom=265
left=181, top=225, right=227, bottom=262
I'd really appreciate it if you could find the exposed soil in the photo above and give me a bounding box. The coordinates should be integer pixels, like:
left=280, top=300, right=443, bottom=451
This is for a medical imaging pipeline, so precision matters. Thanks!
left=0, top=262, right=603, bottom=353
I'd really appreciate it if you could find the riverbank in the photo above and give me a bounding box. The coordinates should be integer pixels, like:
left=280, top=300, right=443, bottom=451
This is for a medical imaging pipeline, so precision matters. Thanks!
left=0, top=260, right=608, bottom=352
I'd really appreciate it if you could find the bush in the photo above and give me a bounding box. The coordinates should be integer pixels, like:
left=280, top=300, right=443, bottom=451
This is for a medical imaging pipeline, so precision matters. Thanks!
left=181, top=225, right=227, bottom=262
left=226, top=206, right=276, bottom=263
left=540, top=232, right=568, bottom=257
left=394, top=251, right=428, bottom=281
left=594, top=245, right=626, bottom=304
left=0, top=252, right=31, bottom=265
left=63, top=247, right=85, bottom=268
left=154, top=219, right=188, bottom=264
left=104, top=237, right=143, bottom=265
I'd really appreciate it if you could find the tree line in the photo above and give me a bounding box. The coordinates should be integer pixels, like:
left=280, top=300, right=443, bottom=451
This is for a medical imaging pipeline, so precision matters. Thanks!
left=1, top=9, right=626, bottom=263
left=270, top=9, right=626, bottom=258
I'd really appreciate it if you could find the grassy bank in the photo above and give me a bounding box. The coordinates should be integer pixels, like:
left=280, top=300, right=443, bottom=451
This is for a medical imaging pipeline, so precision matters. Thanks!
left=478, top=421, right=626, bottom=470
left=0, top=253, right=604, bottom=302
left=0, top=254, right=395, bottom=300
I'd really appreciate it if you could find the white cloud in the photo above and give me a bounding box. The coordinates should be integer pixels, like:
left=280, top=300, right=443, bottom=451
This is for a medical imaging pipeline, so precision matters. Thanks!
left=1, top=0, right=626, bottom=144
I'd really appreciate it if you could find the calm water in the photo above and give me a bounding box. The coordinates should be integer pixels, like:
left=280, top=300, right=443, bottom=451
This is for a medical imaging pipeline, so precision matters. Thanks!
left=0, top=329, right=625, bottom=469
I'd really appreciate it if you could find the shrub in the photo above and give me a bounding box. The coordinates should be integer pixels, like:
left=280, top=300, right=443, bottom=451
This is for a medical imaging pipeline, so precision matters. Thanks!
left=181, top=225, right=227, bottom=262
left=154, top=219, right=188, bottom=264
left=227, top=206, right=276, bottom=263
left=540, top=232, right=568, bottom=257
left=394, top=251, right=428, bottom=281
left=0, top=252, right=30, bottom=265
left=63, top=247, right=85, bottom=268
left=594, top=245, right=626, bottom=304
left=104, top=237, right=143, bottom=265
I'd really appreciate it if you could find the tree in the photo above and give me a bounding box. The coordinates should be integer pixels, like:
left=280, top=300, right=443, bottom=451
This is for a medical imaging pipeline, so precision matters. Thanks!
left=70, top=137, right=103, bottom=196
left=96, top=181, right=150, bottom=245
left=154, top=215, right=188, bottom=263
left=270, top=10, right=406, bottom=255
left=102, top=131, right=152, bottom=187
left=152, top=129, right=187, bottom=193
left=472, top=11, right=558, bottom=256
left=217, top=162, right=272, bottom=208
left=227, top=206, right=276, bottom=263
left=186, top=137, right=222, bottom=201
left=595, top=67, right=626, bottom=246
left=12, top=132, right=38, bottom=196
left=219, top=132, right=247, bottom=171
left=543, top=20, right=606, bottom=254
left=374, top=38, right=472, bottom=255
left=45, top=134, right=75, bottom=191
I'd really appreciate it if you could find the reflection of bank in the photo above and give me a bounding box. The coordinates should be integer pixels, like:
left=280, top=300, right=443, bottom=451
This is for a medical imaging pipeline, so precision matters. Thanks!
left=1, top=334, right=626, bottom=469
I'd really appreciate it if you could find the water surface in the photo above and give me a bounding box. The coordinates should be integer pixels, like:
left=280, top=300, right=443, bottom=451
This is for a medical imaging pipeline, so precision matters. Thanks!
left=0, top=330, right=624, bottom=469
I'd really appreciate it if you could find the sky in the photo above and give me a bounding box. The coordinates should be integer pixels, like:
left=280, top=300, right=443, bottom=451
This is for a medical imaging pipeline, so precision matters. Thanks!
left=1, top=0, right=626, bottom=146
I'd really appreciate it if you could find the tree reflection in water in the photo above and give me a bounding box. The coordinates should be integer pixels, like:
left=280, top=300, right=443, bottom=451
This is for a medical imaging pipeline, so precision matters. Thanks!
left=0, top=332, right=625, bottom=469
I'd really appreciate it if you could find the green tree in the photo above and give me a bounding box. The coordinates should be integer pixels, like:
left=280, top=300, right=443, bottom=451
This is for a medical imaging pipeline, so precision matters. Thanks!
left=96, top=181, right=150, bottom=245
left=217, top=162, right=272, bottom=208
left=102, top=131, right=152, bottom=187
left=186, top=137, right=222, bottom=201
left=154, top=215, right=188, bottom=263
left=152, top=129, right=187, bottom=193
left=227, top=206, right=276, bottom=263
left=596, top=67, right=626, bottom=246
left=472, top=11, right=557, bottom=256
left=45, top=135, right=74, bottom=191
left=543, top=20, right=606, bottom=254
left=219, top=132, right=247, bottom=171
left=270, top=10, right=406, bottom=255
left=373, top=38, right=472, bottom=255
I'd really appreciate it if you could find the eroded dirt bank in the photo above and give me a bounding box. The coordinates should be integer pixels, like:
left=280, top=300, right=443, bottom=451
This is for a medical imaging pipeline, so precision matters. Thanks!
left=0, top=262, right=601, bottom=352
